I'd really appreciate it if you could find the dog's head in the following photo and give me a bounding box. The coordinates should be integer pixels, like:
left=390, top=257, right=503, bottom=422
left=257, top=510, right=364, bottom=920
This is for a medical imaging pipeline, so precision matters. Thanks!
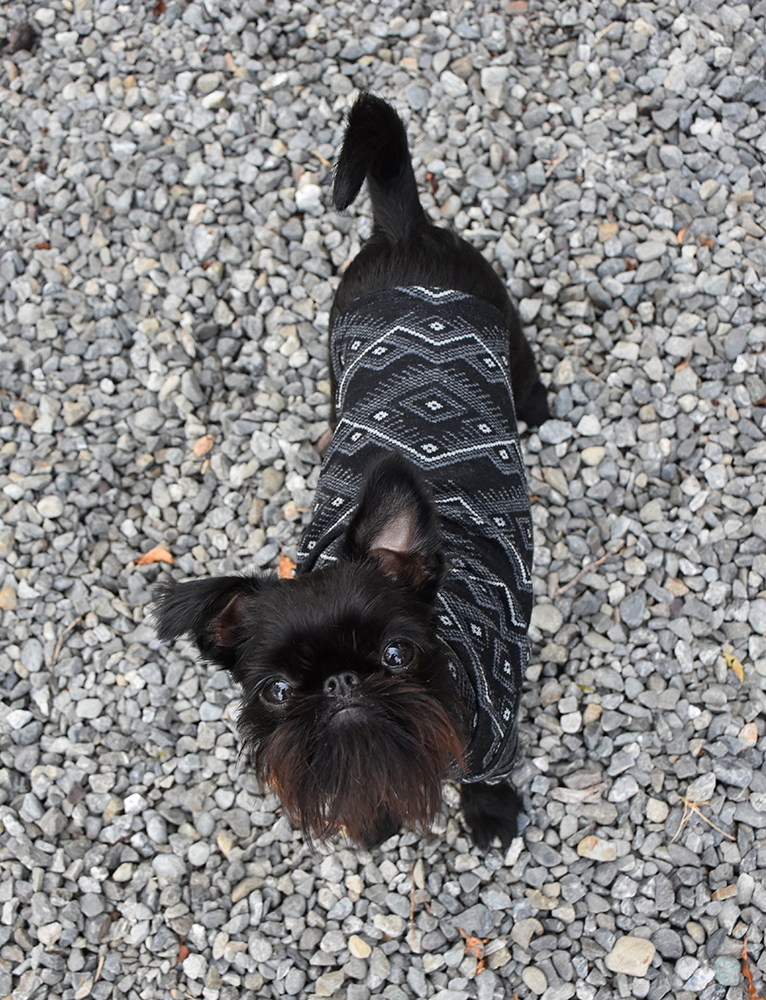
left=153, top=454, right=465, bottom=847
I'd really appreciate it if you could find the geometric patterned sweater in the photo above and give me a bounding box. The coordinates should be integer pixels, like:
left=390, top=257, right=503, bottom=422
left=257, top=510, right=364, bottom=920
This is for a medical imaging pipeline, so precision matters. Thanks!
left=295, top=286, right=533, bottom=783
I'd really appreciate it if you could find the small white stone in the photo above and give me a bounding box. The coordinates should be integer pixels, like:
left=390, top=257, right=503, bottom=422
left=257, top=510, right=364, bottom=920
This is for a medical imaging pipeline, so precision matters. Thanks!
left=201, top=90, right=227, bottom=110
left=106, top=110, right=132, bottom=136
left=295, top=184, right=323, bottom=213
left=522, top=966, right=548, bottom=995
left=152, top=854, right=187, bottom=879
left=612, top=341, right=639, bottom=361
left=214, top=299, right=235, bottom=326
left=749, top=599, right=766, bottom=634
left=76, top=698, right=103, bottom=720
left=680, top=475, right=702, bottom=496
left=609, top=775, right=640, bottom=802
left=440, top=70, right=468, bottom=97
left=561, top=711, right=582, bottom=733
left=577, top=835, right=618, bottom=861
left=643, top=356, right=665, bottom=381
left=112, top=863, right=134, bottom=882
left=646, top=798, right=669, bottom=822
left=511, top=918, right=543, bottom=949
left=37, top=495, right=64, bottom=519
left=315, top=971, right=346, bottom=997
left=36, top=318, right=58, bottom=340
left=538, top=419, right=573, bottom=445
left=624, top=556, right=647, bottom=576
left=519, top=298, right=542, bottom=323
left=188, top=841, right=211, bottom=867
left=37, top=921, right=62, bottom=945
left=639, top=499, right=663, bottom=523
left=373, top=913, right=406, bottom=937
left=7, top=710, right=33, bottom=729
left=182, top=954, right=207, bottom=981
left=704, top=464, right=727, bottom=490
left=348, top=935, right=371, bottom=959
left=553, top=358, right=576, bottom=386
left=187, top=203, right=206, bottom=224
left=531, top=604, right=564, bottom=634
left=480, top=66, right=509, bottom=106
left=605, top=937, right=656, bottom=977
left=34, top=8, right=56, bottom=26
left=124, top=793, right=148, bottom=814
left=577, top=414, right=601, bottom=436
left=582, top=446, right=605, bottom=467
left=231, top=269, right=255, bottom=293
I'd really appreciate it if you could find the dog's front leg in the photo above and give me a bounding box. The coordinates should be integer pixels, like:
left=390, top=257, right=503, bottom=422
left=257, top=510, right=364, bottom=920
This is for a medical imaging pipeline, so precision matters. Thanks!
left=460, top=781, right=523, bottom=851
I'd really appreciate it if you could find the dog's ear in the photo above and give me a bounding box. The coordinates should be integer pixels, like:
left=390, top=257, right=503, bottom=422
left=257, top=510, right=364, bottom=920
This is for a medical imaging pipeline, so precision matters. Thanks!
left=152, top=575, right=262, bottom=675
left=343, top=453, right=444, bottom=597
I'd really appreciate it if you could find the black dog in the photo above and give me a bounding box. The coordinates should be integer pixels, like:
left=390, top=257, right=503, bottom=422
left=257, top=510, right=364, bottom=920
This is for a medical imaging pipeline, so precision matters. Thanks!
left=154, top=94, right=548, bottom=850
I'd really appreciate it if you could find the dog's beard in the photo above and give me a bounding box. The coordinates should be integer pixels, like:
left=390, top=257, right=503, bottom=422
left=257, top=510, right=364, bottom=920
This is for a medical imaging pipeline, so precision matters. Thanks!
left=243, top=674, right=465, bottom=847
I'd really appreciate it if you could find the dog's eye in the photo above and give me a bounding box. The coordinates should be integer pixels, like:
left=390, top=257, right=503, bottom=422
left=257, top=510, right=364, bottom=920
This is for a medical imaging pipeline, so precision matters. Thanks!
left=382, top=642, right=415, bottom=671
left=261, top=680, right=293, bottom=705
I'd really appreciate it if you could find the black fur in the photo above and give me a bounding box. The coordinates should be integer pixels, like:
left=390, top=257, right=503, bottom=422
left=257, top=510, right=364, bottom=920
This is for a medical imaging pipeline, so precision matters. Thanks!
left=152, top=95, right=538, bottom=851
left=330, top=92, right=549, bottom=428
left=154, top=459, right=467, bottom=849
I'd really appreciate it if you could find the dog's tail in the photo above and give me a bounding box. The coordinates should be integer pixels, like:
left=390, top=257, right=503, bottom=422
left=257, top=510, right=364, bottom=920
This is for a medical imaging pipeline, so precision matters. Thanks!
left=333, top=93, right=425, bottom=241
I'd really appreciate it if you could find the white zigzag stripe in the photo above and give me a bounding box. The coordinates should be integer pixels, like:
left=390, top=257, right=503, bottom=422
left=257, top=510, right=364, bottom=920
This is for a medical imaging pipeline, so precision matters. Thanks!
left=296, top=286, right=532, bottom=782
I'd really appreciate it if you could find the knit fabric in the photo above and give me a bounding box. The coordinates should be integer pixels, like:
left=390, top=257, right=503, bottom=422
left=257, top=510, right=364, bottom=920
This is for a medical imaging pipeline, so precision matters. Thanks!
left=296, top=286, right=533, bottom=783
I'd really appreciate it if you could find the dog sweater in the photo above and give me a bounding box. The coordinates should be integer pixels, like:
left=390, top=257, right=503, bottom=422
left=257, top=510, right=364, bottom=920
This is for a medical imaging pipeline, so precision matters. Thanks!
left=295, top=286, right=533, bottom=784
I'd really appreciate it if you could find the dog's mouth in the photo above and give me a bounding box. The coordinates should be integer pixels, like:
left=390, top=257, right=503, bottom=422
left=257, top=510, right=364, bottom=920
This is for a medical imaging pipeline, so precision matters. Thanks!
left=327, top=702, right=368, bottom=726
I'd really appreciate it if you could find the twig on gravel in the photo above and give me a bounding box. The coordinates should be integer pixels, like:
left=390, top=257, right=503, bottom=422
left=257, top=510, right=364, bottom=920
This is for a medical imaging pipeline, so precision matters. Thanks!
left=311, top=149, right=331, bottom=167
left=742, top=937, right=765, bottom=1000
left=52, top=616, right=83, bottom=667
left=594, top=20, right=618, bottom=42
left=544, top=153, right=567, bottom=177
left=670, top=795, right=735, bottom=844
left=555, top=549, right=622, bottom=597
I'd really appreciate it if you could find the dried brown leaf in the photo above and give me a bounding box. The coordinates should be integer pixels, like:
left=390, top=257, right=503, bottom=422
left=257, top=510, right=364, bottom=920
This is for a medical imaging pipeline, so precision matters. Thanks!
left=136, top=547, right=174, bottom=566
left=743, top=937, right=765, bottom=1000
left=723, top=651, right=745, bottom=683
left=279, top=554, right=296, bottom=579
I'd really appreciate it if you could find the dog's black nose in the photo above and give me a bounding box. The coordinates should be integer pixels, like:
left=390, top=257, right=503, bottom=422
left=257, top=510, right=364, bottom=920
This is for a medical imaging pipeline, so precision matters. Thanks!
left=323, top=672, right=360, bottom=697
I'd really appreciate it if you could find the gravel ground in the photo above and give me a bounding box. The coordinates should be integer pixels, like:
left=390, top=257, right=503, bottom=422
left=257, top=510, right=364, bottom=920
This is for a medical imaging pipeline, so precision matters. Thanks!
left=2, top=0, right=766, bottom=998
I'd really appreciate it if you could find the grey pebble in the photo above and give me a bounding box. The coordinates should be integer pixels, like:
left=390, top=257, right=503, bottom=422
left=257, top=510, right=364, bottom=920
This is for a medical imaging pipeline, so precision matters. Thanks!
left=652, top=928, right=683, bottom=959
left=619, top=591, right=646, bottom=629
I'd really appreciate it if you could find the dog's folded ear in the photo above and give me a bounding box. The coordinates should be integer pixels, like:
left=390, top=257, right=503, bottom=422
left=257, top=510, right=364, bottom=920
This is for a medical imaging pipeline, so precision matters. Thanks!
left=152, top=575, right=262, bottom=674
left=342, top=452, right=444, bottom=598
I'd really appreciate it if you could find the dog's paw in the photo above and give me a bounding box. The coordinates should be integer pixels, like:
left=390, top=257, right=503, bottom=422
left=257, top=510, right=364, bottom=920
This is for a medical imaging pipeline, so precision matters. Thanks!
left=517, top=380, right=550, bottom=428
left=460, top=781, right=523, bottom=852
